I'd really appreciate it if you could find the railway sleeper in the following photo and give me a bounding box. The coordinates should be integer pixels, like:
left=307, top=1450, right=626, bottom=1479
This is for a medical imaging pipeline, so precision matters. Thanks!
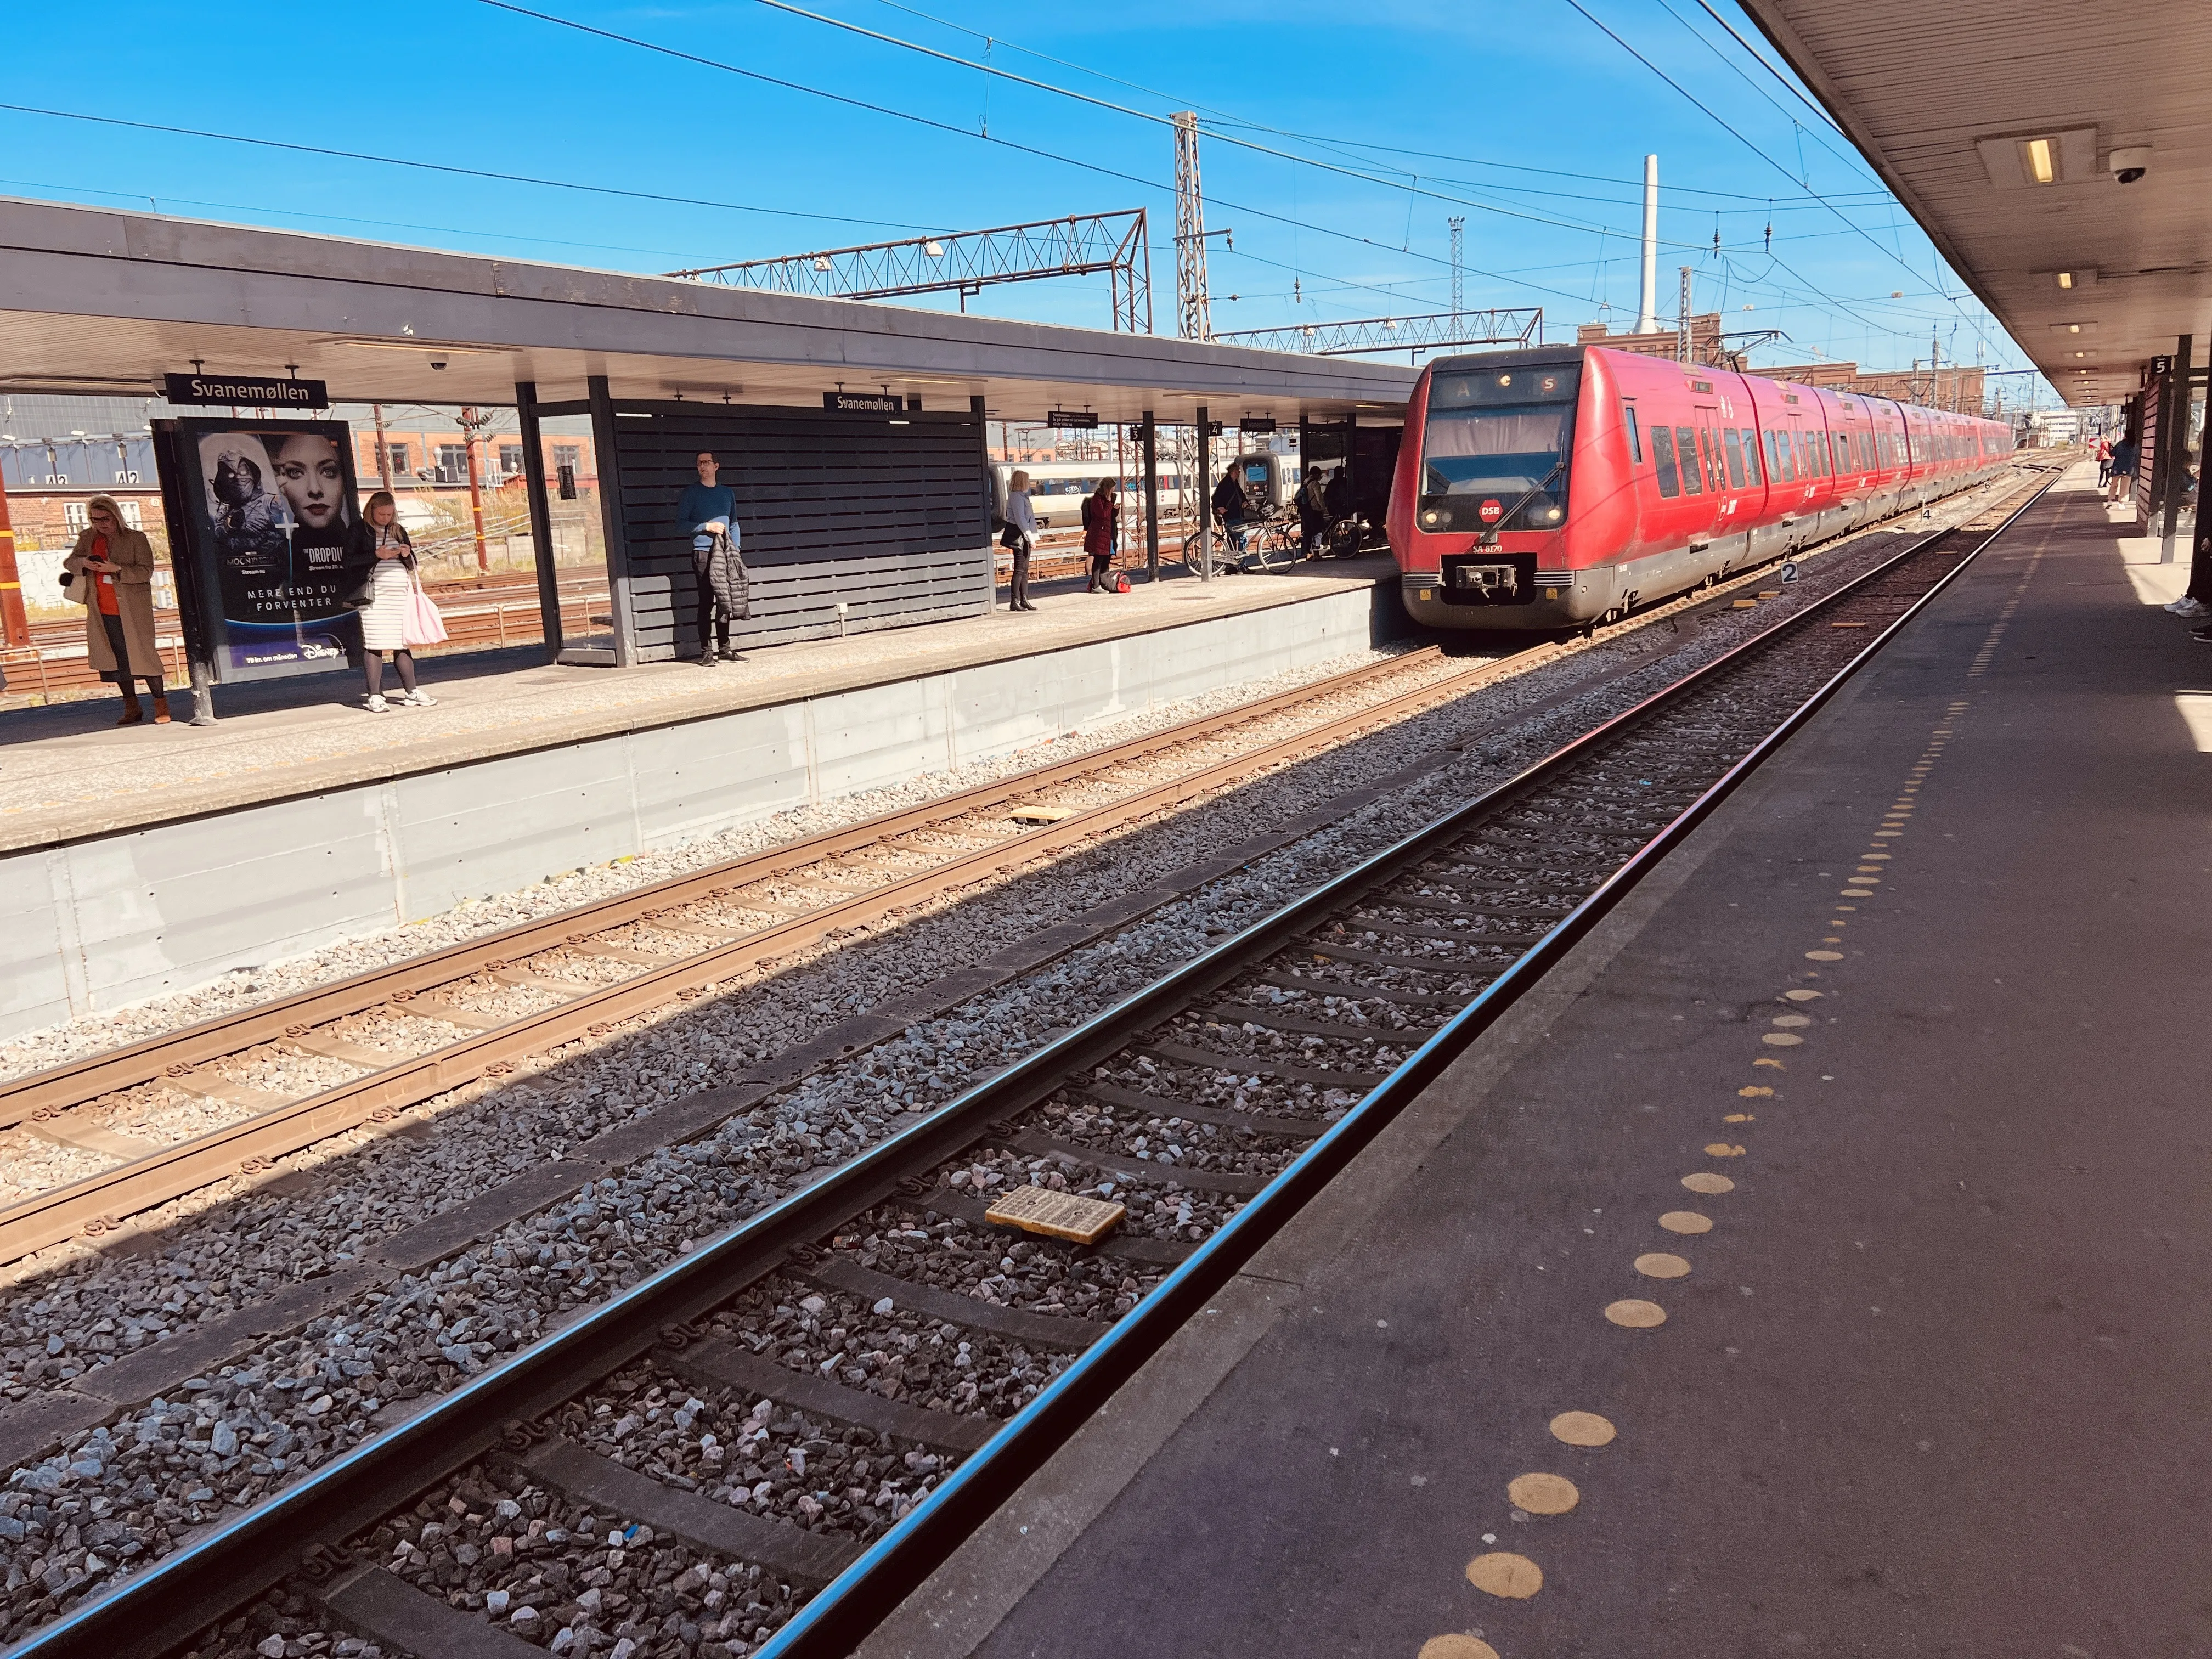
left=489, top=1430, right=862, bottom=1588
left=1130, top=1039, right=1392, bottom=1089
left=988, top=1126, right=1275, bottom=1197
left=1194, top=1001, right=1437, bottom=1045
left=1063, top=1082, right=1325, bottom=1143
left=1249, top=971, right=1465, bottom=1010
left=788, top=1256, right=1099, bottom=1353
left=653, top=1333, right=993, bottom=1455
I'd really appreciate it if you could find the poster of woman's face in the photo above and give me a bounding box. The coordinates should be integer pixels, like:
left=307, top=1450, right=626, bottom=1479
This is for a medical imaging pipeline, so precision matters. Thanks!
left=177, top=418, right=360, bottom=680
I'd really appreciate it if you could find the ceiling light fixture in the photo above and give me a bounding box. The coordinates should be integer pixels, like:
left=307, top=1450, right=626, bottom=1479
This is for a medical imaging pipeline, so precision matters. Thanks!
left=2024, top=138, right=2057, bottom=184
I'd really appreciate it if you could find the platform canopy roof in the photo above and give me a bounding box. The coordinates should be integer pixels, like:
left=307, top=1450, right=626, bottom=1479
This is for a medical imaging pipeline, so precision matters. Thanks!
left=0, top=197, right=1417, bottom=424
left=1739, top=0, right=2211, bottom=405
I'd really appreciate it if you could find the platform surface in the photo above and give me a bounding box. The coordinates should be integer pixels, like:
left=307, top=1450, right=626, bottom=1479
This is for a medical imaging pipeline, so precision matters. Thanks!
left=0, top=555, right=1392, bottom=851
left=868, top=464, right=2212, bottom=1657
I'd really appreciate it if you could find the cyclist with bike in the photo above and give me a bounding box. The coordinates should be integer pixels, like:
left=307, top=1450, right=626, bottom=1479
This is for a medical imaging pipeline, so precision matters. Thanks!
left=1211, top=465, right=1252, bottom=556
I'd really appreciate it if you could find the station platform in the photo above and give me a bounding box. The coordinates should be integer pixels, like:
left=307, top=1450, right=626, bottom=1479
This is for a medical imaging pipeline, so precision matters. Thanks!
left=868, top=462, right=2212, bottom=1657
left=0, top=555, right=1397, bottom=851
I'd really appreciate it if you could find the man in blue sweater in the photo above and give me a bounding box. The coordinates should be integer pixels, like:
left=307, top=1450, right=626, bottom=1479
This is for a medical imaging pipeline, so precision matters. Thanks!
left=678, top=452, right=744, bottom=665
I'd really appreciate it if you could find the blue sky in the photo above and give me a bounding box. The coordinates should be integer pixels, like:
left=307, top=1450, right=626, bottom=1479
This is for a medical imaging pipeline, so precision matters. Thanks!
left=1, top=0, right=2048, bottom=399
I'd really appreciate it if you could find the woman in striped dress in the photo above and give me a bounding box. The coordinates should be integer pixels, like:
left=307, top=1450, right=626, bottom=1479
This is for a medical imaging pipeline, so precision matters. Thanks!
left=338, top=492, right=438, bottom=712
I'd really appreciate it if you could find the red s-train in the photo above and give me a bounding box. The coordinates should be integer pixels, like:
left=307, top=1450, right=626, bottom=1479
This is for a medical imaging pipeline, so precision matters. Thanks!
left=1386, top=345, right=2013, bottom=629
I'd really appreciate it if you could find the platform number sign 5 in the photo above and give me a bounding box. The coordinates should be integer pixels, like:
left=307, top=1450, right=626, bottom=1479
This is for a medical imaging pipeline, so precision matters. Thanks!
left=1479, top=498, right=1505, bottom=524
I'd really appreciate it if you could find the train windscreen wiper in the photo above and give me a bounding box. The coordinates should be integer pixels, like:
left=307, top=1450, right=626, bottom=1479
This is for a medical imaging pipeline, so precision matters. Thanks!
left=1477, top=458, right=1567, bottom=548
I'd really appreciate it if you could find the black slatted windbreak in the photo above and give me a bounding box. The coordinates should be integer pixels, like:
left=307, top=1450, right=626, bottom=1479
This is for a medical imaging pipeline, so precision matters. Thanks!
left=609, top=402, right=991, bottom=659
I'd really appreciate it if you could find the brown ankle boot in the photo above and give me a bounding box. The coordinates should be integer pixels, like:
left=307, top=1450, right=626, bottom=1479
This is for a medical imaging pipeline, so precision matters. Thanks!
left=151, top=692, right=173, bottom=725
left=116, top=694, right=144, bottom=726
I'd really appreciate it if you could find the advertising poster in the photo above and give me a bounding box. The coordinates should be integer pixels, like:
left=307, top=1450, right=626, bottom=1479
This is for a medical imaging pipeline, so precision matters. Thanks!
left=170, top=417, right=361, bottom=681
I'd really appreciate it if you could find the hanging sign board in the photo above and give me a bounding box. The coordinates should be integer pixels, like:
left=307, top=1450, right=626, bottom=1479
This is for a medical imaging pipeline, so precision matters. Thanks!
left=1238, top=416, right=1278, bottom=433
left=155, top=416, right=362, bottom=683
left=824, top=391, right=902, bottom=413
left=1045, top=410, right=1100, bottom=429
left=163, top=372, right=329, bottom=408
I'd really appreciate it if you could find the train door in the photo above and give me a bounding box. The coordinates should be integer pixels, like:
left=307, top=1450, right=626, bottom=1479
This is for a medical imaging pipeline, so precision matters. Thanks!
left=1695, top=403, right=1733, bottom=523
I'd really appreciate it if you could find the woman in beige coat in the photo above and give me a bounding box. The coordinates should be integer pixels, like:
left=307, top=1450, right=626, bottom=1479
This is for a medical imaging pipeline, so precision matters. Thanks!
left=64, top=496, right=168, bottom=724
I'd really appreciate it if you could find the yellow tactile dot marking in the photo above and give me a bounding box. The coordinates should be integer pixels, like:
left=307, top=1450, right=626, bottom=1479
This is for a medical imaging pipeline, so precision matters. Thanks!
left=1784, top=988, right=1822, bottom=1000
left=1805, top=950, right=1843, bottom=961
left=1761, top=1032, right=1804, bottom=1046
left=1549, top=1410, right=1617, bottom=1447
left=1508, top=1472, right=1581, bottom=1515
left=1861, top=853, right=1891, bottom=861
left=1771, top=1014, right=1811, bottom=1027
left=1635, top=1252, right=1691, bottom=1278
left=1753, top=1057, right=1784, bottom=1069
left=1737, top=1085, right=1773, bottom=1097
left=1605, top=1299, right=1667, bottom=1328
left=1681, top=1172, right=1734, bottom=1194
left=1419, top=1637, right=1500, bottom=1659
left=1723, top=1112, right=1754, bottom=1124
left=1840, top=889, right=1872, bottom=897
left=1705, top=1142, right=1747, bottom=1157
left=1660, top=1211, right=1713, bottom=1233
left=1465, top=1553, right=1544, bottom=1599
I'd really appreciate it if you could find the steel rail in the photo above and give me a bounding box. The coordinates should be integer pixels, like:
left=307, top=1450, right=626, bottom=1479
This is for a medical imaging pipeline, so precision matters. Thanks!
left=1, top=475, right=2052, bottom=1659
left=0, top=646, right=1557, bottom=1262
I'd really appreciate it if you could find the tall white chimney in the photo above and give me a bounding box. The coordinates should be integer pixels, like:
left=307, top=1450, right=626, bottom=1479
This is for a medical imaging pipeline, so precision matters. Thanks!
left=1636, top=154, right=1660, bottom=334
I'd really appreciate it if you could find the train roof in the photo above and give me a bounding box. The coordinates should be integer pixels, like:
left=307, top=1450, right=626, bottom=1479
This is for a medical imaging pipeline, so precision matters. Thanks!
left=1426, top=345, right=1589, bottom=375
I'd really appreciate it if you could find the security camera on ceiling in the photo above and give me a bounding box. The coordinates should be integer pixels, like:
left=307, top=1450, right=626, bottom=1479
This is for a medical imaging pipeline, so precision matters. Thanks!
left=2109, top=146, right=2151, bottom=185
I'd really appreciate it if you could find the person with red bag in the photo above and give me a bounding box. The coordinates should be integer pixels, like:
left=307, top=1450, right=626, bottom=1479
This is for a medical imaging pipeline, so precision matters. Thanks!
left=63, top=496, right=169, bottom=725
left=1081, top=476, right=1120, bottom=594
left=339, top=491, right=439, bottom=712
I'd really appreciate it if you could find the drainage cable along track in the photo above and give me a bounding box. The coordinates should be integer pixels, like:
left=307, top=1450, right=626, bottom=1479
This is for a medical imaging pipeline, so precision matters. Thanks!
left=7, top=478, right=2049, bottom=1659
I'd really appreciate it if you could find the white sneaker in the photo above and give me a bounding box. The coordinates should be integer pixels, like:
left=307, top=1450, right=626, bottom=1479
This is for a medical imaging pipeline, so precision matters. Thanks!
left=400, top=689, right=439, bottom=707
left=364, top=693, right=390, bottom=713
left=2163, top=595, right=2209, bottom=617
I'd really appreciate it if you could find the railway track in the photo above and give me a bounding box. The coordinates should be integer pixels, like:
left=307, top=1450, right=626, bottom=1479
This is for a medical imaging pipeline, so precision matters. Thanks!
left=0, top=642, right=1552, bottom=1263
left=3, top=475, right=2052, bottom=1659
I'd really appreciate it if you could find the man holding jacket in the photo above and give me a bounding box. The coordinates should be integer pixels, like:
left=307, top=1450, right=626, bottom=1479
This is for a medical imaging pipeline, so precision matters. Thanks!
left=679, top=451, right=748, bottom=665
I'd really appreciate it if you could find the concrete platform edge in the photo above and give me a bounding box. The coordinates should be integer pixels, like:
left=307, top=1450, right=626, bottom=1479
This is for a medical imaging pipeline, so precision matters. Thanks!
left=2, top=578, right=1394, bottom=1037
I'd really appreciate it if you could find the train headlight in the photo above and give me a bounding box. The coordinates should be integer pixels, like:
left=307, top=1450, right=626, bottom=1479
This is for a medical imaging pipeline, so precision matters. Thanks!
left=1420, top=509, right=1444, bottom=528
left=1545, top=507, right=1562, bottom=521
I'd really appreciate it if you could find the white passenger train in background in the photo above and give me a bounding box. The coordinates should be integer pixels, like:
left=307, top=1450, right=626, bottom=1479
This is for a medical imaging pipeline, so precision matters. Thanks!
left=987, top=453, right=1318, bottom=529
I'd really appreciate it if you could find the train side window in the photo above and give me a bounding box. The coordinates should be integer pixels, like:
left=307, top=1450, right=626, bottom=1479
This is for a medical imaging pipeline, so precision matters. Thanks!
left=1698, top=428, right=1717, bottom=492
left=1773, top=431, right=1795, bottom=482
left=1675, top=428, right=1703, bottom=494
left=1739, top=428, right=1762, bottom=484
left=1814, top=433, right=1829, bottom=476
left=1723, top=429, right=1746, bottom=488
left=1651, top=424, right=1681, bottom=496
left=1623, top=405, right=1643, bottom=462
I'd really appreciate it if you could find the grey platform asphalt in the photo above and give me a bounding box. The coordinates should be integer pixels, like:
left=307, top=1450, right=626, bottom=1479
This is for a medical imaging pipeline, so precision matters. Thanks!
left=862, top=467, right=2212, bottom=1659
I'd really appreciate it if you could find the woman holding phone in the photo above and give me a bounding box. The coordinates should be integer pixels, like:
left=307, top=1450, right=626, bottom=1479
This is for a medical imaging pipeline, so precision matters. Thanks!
left=339, top=491, right=437, bottom=712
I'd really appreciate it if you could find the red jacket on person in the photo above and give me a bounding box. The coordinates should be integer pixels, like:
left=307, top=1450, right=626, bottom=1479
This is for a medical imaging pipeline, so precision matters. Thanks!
left=1082, top=492, right=1119, bottom=557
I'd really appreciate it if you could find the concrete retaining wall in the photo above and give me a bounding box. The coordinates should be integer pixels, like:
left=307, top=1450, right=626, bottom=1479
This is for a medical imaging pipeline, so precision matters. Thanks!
left=3, top=579, right=1398, bottom=1039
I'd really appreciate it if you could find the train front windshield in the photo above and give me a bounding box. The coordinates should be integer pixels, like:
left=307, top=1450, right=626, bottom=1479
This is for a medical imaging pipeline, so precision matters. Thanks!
left=1419, top=364, right=1579, bottom=532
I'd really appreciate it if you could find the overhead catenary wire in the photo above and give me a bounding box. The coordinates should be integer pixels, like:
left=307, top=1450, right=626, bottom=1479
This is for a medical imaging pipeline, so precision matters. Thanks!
left=1558, top=0, right=1993, bottom=343
left=856, top=0, right=1871, bottom=209
left=476, top=0, right=1636, bottom=313
left=0, top=101, right=948, bottom=236
left=483, top=0, right=1968, bottom=366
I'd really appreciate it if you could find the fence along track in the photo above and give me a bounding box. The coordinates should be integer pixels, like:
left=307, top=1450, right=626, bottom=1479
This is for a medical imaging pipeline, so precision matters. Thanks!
left=0, top=644, right=1553, bottom=1264
left=3, top=478, right=2053, bottom=1659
